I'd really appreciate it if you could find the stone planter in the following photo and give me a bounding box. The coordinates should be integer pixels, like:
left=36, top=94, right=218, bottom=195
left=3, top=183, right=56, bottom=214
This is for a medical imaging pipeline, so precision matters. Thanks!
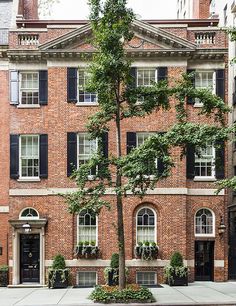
left=48, top=270, right=69, bottom=288
left=0, top=271, right=8, bottom=287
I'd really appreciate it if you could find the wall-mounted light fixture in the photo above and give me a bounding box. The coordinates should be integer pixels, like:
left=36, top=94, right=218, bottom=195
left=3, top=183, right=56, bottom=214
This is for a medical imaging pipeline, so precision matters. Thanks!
left=218, top=216, right=226, bottom=235
left=22, top=222, right=31, bottom=233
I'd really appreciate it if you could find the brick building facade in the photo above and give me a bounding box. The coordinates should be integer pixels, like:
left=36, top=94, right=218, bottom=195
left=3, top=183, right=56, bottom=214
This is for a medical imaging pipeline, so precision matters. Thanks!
left=0, top=0, right=230, bottom=286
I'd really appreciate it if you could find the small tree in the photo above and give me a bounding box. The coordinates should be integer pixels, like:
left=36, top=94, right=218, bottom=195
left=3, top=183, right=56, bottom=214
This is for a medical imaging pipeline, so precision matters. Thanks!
left=64, top=0, right=234, bottom=290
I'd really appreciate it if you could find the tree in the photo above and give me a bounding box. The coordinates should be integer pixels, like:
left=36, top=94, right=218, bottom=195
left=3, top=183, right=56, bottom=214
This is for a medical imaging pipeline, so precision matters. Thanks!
left=64, top=0, right=234, bottom=290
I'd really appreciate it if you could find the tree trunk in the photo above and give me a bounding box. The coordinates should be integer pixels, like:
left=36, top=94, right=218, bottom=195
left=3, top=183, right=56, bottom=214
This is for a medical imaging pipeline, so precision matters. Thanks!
left=115, top=86, right=126, bottom=290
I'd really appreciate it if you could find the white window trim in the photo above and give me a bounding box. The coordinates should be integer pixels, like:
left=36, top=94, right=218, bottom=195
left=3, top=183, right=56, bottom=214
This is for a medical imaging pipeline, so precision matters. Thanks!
left=136, top=206, right=157, bottom=245
left=76, top=69, right=98, bottom=105
left=194, top=207, right=215, bottom=237
left=19, top=207, right=39, bottom=220
left=77, top=133, right=98, bottom=180
left=77, top=211, right=98, bottom=246
left=136, top=271, right=157, bottom=285
left=19, top=134, right=40, bottom=180
left=19, top=71, right=39, bottom=106
left=194, top=70, right=216, bottom=107
left=194, top=144, right=216, bottom=180
left=76, top=271, right=97, bottom=287
left=136, top=67, right=157, bottom=88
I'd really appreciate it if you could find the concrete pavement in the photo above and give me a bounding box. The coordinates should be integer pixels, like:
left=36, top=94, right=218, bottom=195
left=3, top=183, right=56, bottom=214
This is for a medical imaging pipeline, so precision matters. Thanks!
left=1, top=282, right=236, bottom=306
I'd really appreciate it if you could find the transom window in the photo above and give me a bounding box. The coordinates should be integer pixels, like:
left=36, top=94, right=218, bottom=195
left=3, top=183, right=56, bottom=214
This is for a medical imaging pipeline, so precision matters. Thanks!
left=137, top=208, right=156, bottom=244
left=77, top=133, right=97, bottom=176
left=136, top=272, right=157, bottom=286
left=137, top=68, right=156, bottom=87
left=195, top=143, right=215, bottom=177
left=78, top=70, right=97, bottom=103
left=78, top=209, right=97, bottom=245
left=195, top=208, right=214, bottom=236
left=20, top=208, right=39, bottom=219
left=20, top=72, right=39, bottom=105
left=20, top=135, right=39, bottom=178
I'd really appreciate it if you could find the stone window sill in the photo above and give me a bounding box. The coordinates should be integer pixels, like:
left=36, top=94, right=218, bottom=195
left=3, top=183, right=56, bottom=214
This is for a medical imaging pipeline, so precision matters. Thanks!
left=17, top=104, right=40, bottom=109
left=193, top=177, right=216, bottom=182
left=76, top=102, right=98, bottom=106
left=17, top=177, right=41, bottom=182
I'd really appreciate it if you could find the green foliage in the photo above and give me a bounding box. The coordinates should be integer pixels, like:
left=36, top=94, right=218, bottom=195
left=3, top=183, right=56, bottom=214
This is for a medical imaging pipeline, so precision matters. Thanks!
left=52, top=254, right=66, bottom=270
left=0, top=265, right=8, bottom=272
left=134, top=242, right=159, bottom=261
left=89, top=285, right=155, bottom=303
left=170, top=252, right=184, bottom=267
left=216, top=176, right=236, bottom=194
left=111, top=253, right=119, bottom=269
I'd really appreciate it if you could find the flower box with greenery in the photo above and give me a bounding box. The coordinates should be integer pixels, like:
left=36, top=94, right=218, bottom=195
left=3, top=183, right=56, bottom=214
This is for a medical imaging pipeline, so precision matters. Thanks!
left=75, top=241, right=99, bottom=259
left=164, top=252, right=188, bottom=286
left=90, top=284, right=155, bottom=303
left=48, top=254, right=69, bottom=289
left=0, top=265, right=8, bottom=287
left=134, top=242, right=159, bottom=261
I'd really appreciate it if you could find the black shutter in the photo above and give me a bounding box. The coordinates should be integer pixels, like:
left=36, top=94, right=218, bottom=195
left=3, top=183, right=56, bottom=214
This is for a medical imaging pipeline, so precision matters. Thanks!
left=216, top=69, right=225, bottom=101
left=98, top=132, right=109, bottom=174
left=215, top=140, right=225, bottom=179
left=130, top=67, right=137, bottom=88
left=10, top=135, right=19, bottom=179
left=157, top=67, right=168, bottom=81
left=39, top=70, right=48, bottom=105
left=67, top=68, right=77, bottom=102
left=39, top=134, right=48, bottom=178
left=186, top=144, right=195, bottom=179
left=127, top=132, right=136, bottom=154
left=187, top=69, right=195, bottom=105
left=67, top=132, right=77, bottom=176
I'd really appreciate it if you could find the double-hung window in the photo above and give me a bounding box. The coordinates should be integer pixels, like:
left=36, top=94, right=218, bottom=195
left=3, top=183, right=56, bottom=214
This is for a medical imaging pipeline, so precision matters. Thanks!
left=78, top=133, right=97, bottom=176
left=20, top=72, right=39, bottom=105
left=194, top=143, right=215, bottom=178
left=20, top=135, right=39, bottom=178
left=78, top=70, right=97, bottom=103
left=195, top=70, right=215, bottom=105
left=78, top=209, right=97, bottom=245
left=137, top=132, right=157, bottom=175
left=137, top=208, right=156, bottom=244
left=137, top=68, right=156, bottom=87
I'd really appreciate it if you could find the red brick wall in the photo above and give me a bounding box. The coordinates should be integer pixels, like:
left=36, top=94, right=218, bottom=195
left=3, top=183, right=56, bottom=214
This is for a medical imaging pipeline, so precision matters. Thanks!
left=193, top=0, right=211, bottom=19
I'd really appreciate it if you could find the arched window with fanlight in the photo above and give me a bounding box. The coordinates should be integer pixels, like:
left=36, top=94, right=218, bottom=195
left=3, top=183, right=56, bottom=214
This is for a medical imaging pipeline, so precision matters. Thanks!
left=195, top=208, right=215, bottom=236
left=136, top=207, right=156, bottom=244
left=19, top=207, right=39, bottom=220
left=78, top=209, right=97, bottom=245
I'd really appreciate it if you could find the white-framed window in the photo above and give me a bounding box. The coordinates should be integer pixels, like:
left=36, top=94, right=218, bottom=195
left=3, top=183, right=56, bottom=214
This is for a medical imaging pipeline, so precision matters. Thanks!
left=77, top=133, right=97, bottom=176
left=195, top=208, right=215, bottom=237
left=78, top=69, right=97, bottom=103
left=20, top=135, right=39, bottom=178
left=136, top=271, right=157, bottom=286
left=195, top=70, right=215, bottom=106
left=77, top=209, right=97, bottom=245
left=195, top=143, right=215, bottom=178
left=20, top=72, right=39, bottom=105
left=19, top=207, right=39, bottom=220
left=77, top=271, right=97, bottom=287
left=137, top=132, right=157, bottom=175
left=137, top=68, right=157, bottom=87
left=136, top=207, right=156, bottom=244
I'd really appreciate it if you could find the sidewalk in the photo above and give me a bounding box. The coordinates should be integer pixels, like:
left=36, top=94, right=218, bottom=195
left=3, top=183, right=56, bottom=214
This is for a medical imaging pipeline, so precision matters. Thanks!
left=1, top=281, right=236, bottom=306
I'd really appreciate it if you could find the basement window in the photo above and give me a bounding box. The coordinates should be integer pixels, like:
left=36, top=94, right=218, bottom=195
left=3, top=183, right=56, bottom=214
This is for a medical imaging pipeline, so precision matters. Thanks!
left=136, top=272, right=157, bottom=286
left=77, top=271, right=97, bottom=287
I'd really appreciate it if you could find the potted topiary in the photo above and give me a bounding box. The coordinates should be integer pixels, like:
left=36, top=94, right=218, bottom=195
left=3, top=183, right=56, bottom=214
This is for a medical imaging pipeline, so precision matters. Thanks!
left=134, top=241, right=159, bottom=260
left=104, top=253, right=119, bottom=286
left=164, top=252, right=188, bottom=286
left=48, top=254, right=69, bottom=288
left=75, top=240, right=99, bottom=259
left=0, top=265, right=8, bottom=287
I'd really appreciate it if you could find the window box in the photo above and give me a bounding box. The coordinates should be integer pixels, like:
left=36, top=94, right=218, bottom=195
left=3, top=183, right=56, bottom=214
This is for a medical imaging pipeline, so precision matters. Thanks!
left=75, top=244, right=99, bottom=259
left=134, top=242, right=159, bottom=261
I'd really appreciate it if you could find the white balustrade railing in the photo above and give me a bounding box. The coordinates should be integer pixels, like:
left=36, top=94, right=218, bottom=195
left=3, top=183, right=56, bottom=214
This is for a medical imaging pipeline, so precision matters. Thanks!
left=195, top=32, right=215, bottom=45
left=18, top=34, right=39, bottom=46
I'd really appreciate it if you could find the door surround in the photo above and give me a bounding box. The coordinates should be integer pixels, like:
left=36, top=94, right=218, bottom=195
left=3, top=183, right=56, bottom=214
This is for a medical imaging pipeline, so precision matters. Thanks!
left=9, top=219, right=47, bottom=285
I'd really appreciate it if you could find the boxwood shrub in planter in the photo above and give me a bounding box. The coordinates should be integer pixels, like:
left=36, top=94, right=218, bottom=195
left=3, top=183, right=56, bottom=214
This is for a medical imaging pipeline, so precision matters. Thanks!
left=48, top=254, right=69, bottom=288
left=104, top=253, right=129, bottom=286
left=134, top=241, right=159, bottom=260
left=90, top=284, right=155, bottom=303
left=75, top=241, right=99, bottom=259
left=164, top=252, right=188, bottom=286
left=0, top=265, right=8, bottom=287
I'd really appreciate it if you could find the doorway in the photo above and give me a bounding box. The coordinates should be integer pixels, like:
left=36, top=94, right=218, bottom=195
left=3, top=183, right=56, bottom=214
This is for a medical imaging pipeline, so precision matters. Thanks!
left=195, top=241, right=214, bottom=281
left=20, top=234, right=40, bottom=283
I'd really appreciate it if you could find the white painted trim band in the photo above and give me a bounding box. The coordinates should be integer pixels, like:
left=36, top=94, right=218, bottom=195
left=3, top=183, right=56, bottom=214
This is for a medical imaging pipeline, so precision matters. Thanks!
left=0, top=206, right=9, bottom=213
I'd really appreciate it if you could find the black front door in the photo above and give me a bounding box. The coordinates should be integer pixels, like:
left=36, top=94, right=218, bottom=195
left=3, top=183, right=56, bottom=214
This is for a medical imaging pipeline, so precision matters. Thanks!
left=195, top=241, right=214, bottom=281
left=20, top=234, right=40, bottom=283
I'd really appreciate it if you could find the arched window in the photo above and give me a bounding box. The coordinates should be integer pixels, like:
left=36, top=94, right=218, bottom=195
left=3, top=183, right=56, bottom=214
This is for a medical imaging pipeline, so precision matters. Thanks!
left=19, top=207, right=39, bottom=219
left=136, top=207, right=156, bottom=244
left=78, top=209, right=97, bottom=245
left=195, top=208, right=214, bottom=236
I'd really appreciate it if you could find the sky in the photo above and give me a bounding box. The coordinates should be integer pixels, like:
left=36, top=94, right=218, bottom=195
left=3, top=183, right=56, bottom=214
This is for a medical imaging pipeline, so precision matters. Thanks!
left=41, top=0, right=177, bottom=20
